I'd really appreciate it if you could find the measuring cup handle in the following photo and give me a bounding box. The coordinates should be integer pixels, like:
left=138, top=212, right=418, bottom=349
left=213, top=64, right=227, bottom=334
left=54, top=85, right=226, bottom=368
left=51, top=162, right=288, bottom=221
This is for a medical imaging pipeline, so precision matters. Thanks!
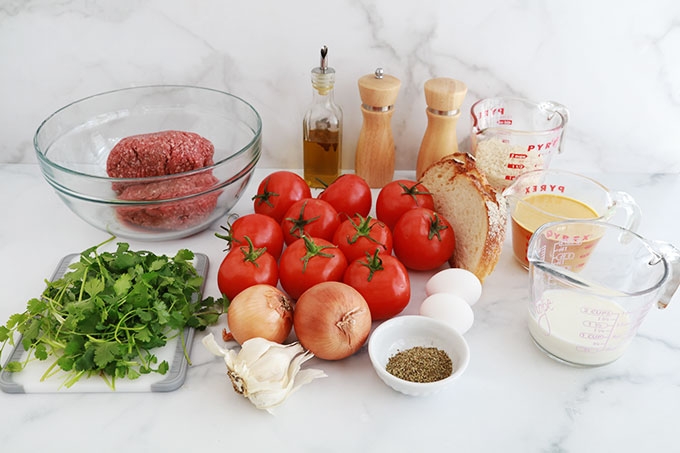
left=541, top=101, right=569, bottom=154
left=612, top=191, right=642, bottom=233
left=653, top=241, right=680, bottom=309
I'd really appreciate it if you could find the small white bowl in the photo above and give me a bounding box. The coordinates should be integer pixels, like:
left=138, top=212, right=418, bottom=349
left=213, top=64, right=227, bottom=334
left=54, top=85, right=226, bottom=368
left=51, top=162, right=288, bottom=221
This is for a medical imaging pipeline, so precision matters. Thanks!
left=368, top=315, right=470, bottom=396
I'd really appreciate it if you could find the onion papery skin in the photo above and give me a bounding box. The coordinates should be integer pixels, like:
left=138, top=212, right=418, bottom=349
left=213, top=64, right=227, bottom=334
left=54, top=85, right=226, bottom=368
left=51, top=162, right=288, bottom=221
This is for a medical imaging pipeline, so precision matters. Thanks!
left=227, top=284, right=294, bottom=345
left=293, top=282, right=372, bottom=360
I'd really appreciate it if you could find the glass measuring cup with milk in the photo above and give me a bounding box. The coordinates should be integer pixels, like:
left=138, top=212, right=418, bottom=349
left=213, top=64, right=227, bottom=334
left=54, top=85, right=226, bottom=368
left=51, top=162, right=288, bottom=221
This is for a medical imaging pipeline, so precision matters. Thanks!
left=527, top=220, right=680, bottom=366
left=470, top=97, right=569, bottom=191
left=502, top=169, right=641, bottom=269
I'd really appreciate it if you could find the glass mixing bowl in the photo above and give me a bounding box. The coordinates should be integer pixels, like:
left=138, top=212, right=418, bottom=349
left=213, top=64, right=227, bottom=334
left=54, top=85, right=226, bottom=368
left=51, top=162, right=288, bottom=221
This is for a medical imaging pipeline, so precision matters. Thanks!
left=34, top=85, right=261, bottom=241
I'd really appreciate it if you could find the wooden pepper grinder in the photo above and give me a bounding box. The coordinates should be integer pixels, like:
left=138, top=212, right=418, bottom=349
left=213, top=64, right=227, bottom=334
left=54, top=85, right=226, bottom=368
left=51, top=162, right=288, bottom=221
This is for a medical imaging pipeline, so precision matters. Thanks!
left=355, top=68, right=401, bottom=188
left=415, top=77, right=468, bottom=179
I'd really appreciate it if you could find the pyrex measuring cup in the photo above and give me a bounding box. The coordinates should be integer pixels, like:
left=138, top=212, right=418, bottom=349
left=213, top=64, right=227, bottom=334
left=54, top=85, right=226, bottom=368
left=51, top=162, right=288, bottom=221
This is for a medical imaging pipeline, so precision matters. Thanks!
left=471, top=97, right=568, bottom=190
left=527, top=220, right=680, bottom=366
left=502, top=169, right=641, bottom=269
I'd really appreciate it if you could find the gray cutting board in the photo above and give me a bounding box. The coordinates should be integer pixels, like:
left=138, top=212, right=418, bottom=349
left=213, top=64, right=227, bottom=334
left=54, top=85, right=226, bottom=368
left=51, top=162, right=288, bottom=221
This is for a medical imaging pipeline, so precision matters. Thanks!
left=0, top=252, right=208, bottom=393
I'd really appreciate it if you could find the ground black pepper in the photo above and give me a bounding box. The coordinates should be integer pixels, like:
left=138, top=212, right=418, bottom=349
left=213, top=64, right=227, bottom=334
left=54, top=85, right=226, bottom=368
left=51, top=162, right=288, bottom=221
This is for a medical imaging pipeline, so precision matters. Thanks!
left=385, top=346, right=453, bottom=383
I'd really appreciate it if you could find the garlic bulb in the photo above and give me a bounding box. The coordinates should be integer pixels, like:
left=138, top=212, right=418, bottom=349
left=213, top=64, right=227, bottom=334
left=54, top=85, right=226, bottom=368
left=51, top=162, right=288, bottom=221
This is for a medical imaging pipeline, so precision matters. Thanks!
left=202, top=333, right=326, bottom=412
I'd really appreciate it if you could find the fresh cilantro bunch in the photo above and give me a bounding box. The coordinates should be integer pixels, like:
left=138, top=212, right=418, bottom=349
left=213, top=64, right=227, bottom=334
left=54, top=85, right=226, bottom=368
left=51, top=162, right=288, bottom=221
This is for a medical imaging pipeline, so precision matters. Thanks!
left=0, top=237, right=223, bottom=389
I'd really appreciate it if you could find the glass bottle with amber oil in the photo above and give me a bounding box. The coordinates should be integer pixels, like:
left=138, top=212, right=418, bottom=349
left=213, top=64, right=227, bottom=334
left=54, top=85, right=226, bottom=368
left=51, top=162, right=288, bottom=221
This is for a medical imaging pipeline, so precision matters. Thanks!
left=303, top=46, right=342, bottom=188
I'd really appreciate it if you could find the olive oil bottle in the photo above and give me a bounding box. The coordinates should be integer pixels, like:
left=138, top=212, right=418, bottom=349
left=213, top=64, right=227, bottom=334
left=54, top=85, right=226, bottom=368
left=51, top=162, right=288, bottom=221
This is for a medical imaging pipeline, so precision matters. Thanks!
left=303, top=46, right=342, bottom=188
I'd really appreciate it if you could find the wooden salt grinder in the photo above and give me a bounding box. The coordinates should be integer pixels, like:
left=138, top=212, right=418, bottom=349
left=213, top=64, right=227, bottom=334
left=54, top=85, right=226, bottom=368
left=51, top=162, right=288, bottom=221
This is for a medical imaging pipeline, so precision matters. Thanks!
left=415, top=77, right=468, bottom=179
left=355, top=68, right=401, bottom=188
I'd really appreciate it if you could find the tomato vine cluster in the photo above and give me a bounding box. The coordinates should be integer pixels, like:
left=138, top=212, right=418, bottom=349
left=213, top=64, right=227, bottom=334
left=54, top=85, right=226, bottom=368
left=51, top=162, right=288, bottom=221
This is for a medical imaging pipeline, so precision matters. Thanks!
left=216, top=171, right=456, bottom=322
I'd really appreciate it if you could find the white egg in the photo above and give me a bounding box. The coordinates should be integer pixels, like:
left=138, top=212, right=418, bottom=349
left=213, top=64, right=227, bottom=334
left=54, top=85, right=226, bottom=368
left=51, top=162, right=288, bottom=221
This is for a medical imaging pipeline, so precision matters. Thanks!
left=425, top=268, right=482, bottom=306
left=419, top=293, right=474, bottom=335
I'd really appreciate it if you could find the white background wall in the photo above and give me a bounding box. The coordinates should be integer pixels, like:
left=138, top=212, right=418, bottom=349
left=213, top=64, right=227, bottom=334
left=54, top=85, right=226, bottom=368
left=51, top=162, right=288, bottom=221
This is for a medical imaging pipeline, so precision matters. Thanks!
left=2, top=0, right=678, bottom=174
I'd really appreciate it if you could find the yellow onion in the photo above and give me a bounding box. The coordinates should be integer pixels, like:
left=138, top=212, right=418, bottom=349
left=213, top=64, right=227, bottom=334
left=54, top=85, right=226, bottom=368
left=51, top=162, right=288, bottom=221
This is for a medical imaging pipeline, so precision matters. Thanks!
left=227, top=284, right=294, bottom=344
left=293, top=281, right=372, bottom=360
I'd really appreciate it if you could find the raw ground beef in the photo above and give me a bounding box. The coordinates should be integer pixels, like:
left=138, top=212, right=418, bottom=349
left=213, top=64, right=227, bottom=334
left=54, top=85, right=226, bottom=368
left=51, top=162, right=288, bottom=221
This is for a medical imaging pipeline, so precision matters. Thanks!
left=107, top=130, right=215, bottom=180
left=116, top=173, right=220, bottom=230
left=106, top=130, right=220, bottom=230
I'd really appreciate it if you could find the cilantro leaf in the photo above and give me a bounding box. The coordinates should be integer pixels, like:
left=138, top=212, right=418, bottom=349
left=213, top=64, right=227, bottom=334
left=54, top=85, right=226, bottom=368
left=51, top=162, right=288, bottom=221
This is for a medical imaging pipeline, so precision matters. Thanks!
left=110, top=252, right=137, bottom=271
left=27, top=298, right=48, bottom=315
left=154, top=300, right=171, bottom=325
left=34, top=343, right=48, bottom=361
left=149, top=259, right=166, bottom=272
left=20, top=319, right=41, bottom=346
left=134, top=327, right=152, bottom=343
left=94, top=341, right=121, bottom=368
left=126, top=368, right=141, bottom=380
left=6, top=312, right=27, bottom=330
left=174, top=249, right=194, bottom=263
left=83, top=278, right=105, bottom=298
left=113, top=273, right=132, bottom=297
left=4, top=361, right=23, bottom=372
left=64, top=337, right=85, bottom=356
left=0, top=326, right=10, bottom=342
left=74, top=346, right=96, bottom=372
left=157, top=360, right=169, bottom=375
left=57, top=356, right=74, bottom=371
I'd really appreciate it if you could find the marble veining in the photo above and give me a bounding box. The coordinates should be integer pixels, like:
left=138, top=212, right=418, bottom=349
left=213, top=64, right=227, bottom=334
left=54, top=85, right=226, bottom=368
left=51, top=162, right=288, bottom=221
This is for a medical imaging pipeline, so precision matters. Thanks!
left=1, top=1, right=679, bottom=174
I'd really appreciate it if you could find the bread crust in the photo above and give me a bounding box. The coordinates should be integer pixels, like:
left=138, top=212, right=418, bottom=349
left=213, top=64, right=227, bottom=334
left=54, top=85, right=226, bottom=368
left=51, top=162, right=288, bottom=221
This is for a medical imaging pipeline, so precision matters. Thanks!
left=420, top=153, right=506, bottom=282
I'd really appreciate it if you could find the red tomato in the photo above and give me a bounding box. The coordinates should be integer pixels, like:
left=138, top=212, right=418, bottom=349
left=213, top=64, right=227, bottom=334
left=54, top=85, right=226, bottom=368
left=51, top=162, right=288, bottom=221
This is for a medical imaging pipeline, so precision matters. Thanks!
left=280, top=198, right=340, bottom=245
left=332, top=215, right=393, bottom=263
left=392, top=207, right=456, bottom=271
left=217, top=240, right=279, bottom=301
left=215, top=213, right=284, bottom=260
left=375, top=180, right=435, bottom=231
left=252, top=171, right=312, bottom=223
left=279, top=236, right=348, bottom=299
left=343, top=251, right=411, bottom=320
left=318, top=174, right=372, bottom=220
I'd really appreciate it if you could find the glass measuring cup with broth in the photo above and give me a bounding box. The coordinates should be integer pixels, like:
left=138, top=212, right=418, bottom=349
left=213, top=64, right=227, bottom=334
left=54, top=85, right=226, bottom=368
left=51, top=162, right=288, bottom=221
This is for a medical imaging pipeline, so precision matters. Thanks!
left=502, top=169, right=641, bottom=269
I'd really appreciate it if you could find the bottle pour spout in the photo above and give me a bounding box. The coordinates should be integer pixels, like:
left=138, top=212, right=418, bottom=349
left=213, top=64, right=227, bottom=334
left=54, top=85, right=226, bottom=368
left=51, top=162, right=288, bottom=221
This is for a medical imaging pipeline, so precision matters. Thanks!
left=312, top=46, right=335, bottom=95
left=320, top=46, right=328, bottom=73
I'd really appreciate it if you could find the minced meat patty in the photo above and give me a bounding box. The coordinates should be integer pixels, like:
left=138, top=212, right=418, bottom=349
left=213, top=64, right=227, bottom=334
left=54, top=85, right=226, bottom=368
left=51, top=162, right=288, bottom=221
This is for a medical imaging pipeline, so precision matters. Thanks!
left=107, top=130, right=215, bottom=180
left=106, top=130, right=220, bottom=231
left=116, top=173, right=220, bottom=231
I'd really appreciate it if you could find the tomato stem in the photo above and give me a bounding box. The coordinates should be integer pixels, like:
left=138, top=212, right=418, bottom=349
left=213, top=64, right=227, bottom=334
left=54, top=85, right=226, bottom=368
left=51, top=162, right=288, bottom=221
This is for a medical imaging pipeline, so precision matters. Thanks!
left=399, top=182, right=431, bottom=204
left=345, top=215, right=383, bottom=248
left=284, top=201, right=320, bottom=240
left=214, top=213, right=240, bottom=251
left=239, top=236, right=267, bottom=267
left=300, top=236, right=336, bottom=272
left=428, top=212, right=449, bottom=241
left=251, top=177, right=278, bottom=208
left=360, top=249, right=384, bottom=282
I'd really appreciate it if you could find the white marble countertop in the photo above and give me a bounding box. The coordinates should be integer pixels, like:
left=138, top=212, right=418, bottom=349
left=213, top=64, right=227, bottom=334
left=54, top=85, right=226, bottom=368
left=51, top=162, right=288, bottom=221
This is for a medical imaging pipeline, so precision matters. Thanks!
left=1, top=164, right=679, bottom=452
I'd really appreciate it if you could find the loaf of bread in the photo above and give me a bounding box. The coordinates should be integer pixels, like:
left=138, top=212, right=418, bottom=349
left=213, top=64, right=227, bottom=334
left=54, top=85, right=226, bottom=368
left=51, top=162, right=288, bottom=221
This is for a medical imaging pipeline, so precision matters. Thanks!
left=420, top=152, right=506, bottom=282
